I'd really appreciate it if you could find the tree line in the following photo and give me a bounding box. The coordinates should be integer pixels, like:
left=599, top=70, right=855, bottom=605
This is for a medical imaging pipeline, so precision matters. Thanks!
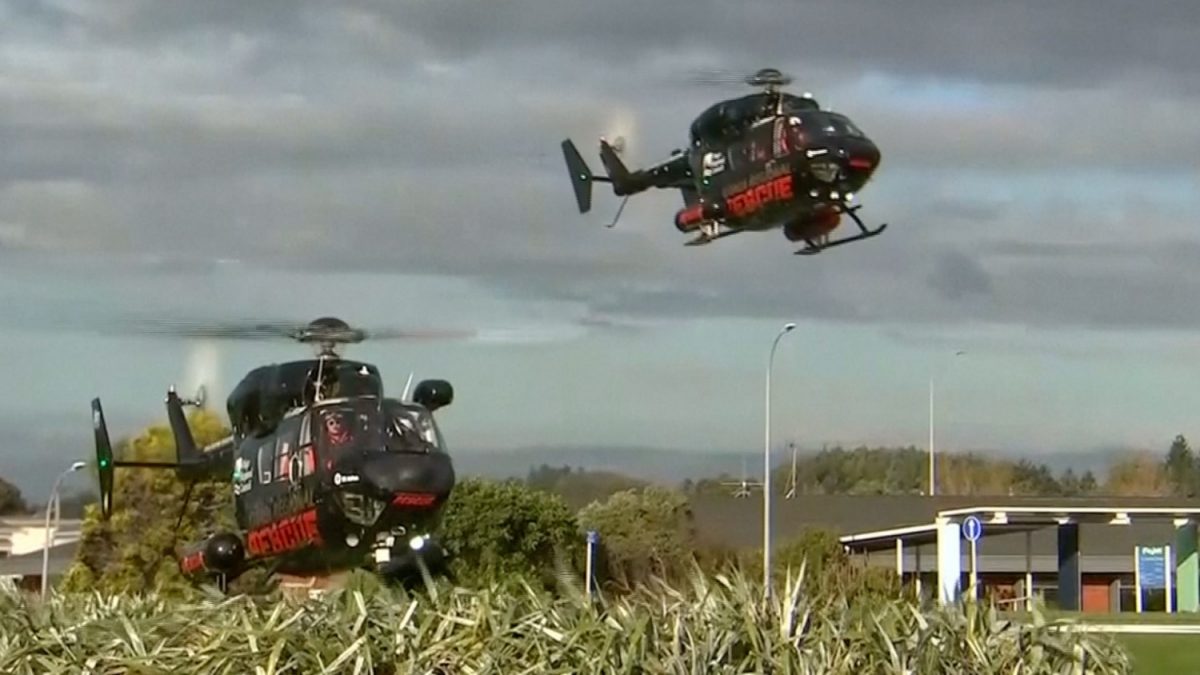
left=676, top=436, right=1195, bottom=498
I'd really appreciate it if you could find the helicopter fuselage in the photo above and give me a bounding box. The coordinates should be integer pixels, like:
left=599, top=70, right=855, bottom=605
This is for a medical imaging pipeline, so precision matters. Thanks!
left=676, top=108, right=880, bottom=240
left=89, top=317, right=460, bottom=586
left=209, top=395, right=455, bottom=577
left=174, top=359, right=457, bottom=581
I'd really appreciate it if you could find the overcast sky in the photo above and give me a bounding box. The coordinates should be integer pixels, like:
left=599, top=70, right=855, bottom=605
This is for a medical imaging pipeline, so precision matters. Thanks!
left=3, top=0, right=1200, bottom=497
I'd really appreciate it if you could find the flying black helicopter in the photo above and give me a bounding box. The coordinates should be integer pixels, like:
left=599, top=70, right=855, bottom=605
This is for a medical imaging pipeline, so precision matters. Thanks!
left=89, top=316, right=459, bottom=587
left=561, top=68, right=887, bottom=255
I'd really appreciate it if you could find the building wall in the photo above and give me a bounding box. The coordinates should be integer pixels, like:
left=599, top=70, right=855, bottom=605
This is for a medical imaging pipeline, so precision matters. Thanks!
left=9, top=527, right=78, bottom=556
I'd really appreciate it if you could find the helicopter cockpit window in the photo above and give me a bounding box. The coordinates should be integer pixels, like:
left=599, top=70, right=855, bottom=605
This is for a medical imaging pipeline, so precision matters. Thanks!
left=317, top=406, right=363, bottom=457
left=385, top=403, right=444, bottom=454
left=796, top=111, right=865, bottom=139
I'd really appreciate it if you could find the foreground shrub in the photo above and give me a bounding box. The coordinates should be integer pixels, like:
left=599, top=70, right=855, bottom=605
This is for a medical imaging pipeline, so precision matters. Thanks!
left=0, top=568, right=1129, bottom=674
left=577, top=486, right=698, bottom=589
left=436, top=478, right=581, bottom=586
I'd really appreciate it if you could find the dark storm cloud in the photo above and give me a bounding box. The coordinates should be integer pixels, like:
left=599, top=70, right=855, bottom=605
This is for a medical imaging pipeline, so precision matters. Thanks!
left=928, top=251, right=993, bottom=301
left=367, top=0, right=1200, bottom=89
left=4, top=0, right=1200, bottom=332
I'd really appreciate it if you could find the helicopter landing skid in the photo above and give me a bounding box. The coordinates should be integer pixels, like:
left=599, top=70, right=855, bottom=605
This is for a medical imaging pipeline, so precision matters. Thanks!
left=795, top=205, right=887, bottom=256
left=684, top=224, right=741, bottom=246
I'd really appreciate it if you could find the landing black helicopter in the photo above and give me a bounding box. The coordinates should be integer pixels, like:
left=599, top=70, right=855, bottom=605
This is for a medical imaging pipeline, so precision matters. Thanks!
left=561, top=68, right=888, bottom=255
left=90, top=317, right=458, bottom=586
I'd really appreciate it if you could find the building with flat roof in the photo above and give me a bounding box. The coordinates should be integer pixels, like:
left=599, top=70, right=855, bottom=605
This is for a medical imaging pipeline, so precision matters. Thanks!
left=0, top=517, right=83, bottom=591
left=687, top=494, right=1200, bottom=613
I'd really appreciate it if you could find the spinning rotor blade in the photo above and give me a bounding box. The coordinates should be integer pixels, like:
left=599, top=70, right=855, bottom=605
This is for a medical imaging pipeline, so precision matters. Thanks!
left=684, top=66, right=794, bottom=88
left=20, top=312, right=596, bottom=346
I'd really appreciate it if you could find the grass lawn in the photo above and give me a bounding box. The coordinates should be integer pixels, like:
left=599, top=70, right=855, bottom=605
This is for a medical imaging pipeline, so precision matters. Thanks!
left=1119, top=634, right=1200, bottom=674
left=1000, top=609, right=1200, bottom=672
left=1003, top=609, right=1200, bottom=625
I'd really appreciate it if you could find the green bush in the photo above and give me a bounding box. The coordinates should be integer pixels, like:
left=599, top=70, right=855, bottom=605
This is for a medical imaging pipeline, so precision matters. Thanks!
left=0, top=568, right=1131, bottom=673
left=577, top=486, right=698, bottom=589
left=436, top=478, right=581, bottom=587
left=729, top=527, right=902, bottom=605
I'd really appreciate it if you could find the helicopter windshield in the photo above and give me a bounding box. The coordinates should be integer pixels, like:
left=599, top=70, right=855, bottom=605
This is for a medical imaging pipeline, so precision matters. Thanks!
left=384, top=401, right=445, bottom=454
left=792, top=111, right=865, bottom=139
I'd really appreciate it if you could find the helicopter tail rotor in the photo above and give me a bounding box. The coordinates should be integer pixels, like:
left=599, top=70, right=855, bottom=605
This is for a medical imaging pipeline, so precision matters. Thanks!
left=561, top=139, right=599, bottom=213
left=91, top=399, right=116, bottom=519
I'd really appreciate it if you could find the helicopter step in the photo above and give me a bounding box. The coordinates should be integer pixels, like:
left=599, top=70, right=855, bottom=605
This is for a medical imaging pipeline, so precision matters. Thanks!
left=795, top=205, right=887, bottom=256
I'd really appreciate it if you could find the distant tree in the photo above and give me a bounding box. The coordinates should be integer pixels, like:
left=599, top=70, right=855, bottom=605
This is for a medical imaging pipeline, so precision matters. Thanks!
left=578, top=486, right=698, bottom=589
left=1079, top=470, right=1098, bottom=494
left=1105, top=450, right=1169, bottom=497
left=525, top=464, right=574, bottom=491
left=1163, top=434, right=1196, bottom=497
left=0, top=475, right=28, bottom=515
left=56, top=488, right=98, bottom=519
left=526, top=466, right=649, bottom=510
left=1008, top=460, right=1062, bottom=496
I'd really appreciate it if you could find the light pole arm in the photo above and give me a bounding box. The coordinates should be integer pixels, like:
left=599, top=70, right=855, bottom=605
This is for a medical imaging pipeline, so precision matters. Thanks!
left=41, top=461, right=86, bottom=598
left=763, top=323, right=795, bottom=601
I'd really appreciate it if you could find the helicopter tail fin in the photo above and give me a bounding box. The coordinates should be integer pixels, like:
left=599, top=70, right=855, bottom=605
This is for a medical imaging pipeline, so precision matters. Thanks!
left=166, top=388, right=202, bottom=467
left=598, top=138, right=635, bottom=194
left=561, top=139, right=596, bottom=213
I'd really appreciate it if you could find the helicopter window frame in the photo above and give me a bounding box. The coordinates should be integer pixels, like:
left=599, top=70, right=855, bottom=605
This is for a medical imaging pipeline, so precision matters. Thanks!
left=772, top=118, right=789, bottom=158
left=256, top=438, right=273, bottom=484
left=272, top=416, right=309, bottom=483
left=298, top=409, right=312, bottom=448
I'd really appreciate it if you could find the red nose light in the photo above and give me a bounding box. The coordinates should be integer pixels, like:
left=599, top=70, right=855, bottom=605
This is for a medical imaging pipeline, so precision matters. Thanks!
left=392, top=492, right=436, bottom=508
left=848, top=157, right=874, bottom=170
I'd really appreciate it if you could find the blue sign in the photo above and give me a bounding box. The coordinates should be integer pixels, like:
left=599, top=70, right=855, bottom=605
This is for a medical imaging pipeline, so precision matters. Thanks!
left=962, top=516, right=983, bottom=543
left=1138, top=546, right=1168, bottom=589
left=587, top=530, right=599, bottom=545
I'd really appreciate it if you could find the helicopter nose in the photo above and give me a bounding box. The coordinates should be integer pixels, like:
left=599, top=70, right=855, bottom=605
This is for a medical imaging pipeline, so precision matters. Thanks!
left=358, top=451, right=455, bottom=505
left=841, top=137, right=880, bottom=177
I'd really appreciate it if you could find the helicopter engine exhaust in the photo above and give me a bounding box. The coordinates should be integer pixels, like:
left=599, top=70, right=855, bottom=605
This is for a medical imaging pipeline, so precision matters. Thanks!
left=674, top=201, right=724, bottom=232
left=179, top=532, right=246, bottom=580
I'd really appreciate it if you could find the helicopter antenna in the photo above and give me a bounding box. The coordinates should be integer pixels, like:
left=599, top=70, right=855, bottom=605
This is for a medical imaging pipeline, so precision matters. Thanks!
left=314, top=356, right=327, bottom=403
left=402, top=371, right=415, bottom=402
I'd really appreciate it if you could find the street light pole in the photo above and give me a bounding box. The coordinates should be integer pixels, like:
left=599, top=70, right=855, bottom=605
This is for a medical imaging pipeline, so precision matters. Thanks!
left=764, top=322, right=796, bottom=601
left=41, top=461, right=87, bottom=598
left=928, top=377, right=935, bottom=496
left=928, top=351, right=965, bottom=498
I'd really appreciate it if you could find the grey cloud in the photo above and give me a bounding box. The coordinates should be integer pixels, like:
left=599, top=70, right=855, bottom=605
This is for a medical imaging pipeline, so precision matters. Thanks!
left=4, top=0, right=1200, bottom=335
